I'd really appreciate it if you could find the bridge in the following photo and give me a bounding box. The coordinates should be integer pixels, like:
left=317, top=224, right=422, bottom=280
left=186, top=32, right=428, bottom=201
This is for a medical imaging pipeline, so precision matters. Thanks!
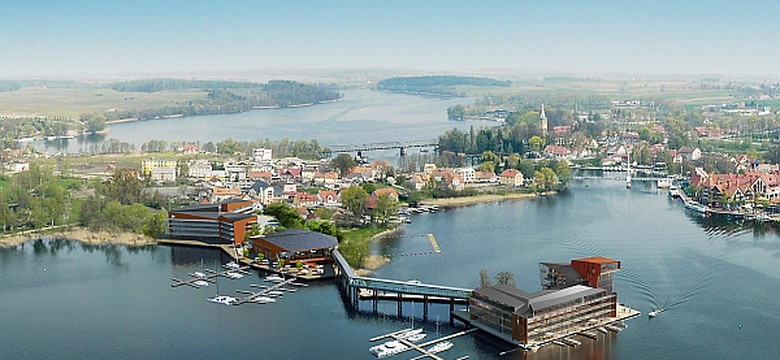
left=332, top=249, right=471, bottom=322
left=327, top=139, right=438, bottom=155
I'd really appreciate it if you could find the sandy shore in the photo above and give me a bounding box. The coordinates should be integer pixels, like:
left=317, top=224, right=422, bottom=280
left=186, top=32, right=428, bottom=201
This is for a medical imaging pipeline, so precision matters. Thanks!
left=0, top=227, right=155, bottom=248
left=420, top=191, right=553, bottom=208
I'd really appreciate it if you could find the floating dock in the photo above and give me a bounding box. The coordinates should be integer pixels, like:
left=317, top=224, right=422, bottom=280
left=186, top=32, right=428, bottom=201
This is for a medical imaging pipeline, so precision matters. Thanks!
left=427, top=233, right=441, bottom=254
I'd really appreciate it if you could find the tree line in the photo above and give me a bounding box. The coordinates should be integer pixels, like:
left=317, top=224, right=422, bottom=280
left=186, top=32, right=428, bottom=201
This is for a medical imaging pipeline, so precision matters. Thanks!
left=377, top=75, right=510, bottom=97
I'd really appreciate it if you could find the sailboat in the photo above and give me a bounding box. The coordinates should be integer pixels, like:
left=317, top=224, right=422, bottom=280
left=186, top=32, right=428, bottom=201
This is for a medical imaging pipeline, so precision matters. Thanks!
left=626, top=148, right=632, bottom=189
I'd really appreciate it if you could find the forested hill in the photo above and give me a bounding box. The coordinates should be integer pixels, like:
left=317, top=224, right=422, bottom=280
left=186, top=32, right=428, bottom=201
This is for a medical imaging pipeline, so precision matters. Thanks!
left=110, top=79, right=257, bottom=92
left=377, top=75, right=511, bottom=96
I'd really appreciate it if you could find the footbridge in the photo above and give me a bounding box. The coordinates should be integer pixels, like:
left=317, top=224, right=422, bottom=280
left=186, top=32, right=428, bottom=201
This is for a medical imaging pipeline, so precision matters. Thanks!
left=333, top=249, right=471, bottom=322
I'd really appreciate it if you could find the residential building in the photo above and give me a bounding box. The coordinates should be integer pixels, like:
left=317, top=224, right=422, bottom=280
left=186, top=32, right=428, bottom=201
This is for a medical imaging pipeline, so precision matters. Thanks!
left=249, top=180, right=275, bottom=205
left=500, top=169, right=524, bottom=187
left=252, top=147, right=273, bottom=162
left=188, top=160, right=212, bottom=179
left=454, top=167, right=476, bottom=183
left=141, top=159, right=176, bottom=177
left=150, top=166, right=176, bottom=183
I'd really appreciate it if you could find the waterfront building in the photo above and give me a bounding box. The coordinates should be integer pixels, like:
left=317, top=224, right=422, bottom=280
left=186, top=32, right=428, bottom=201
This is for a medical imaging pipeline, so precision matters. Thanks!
left=251, top=228, right=338, bottom=265
left=454, top=167, right=476, bottom=183
left=167, top=199, right=257, bottom=245
left=500, top=169, right=524, bottom=187
left=468, top=257, right=624, bottom=348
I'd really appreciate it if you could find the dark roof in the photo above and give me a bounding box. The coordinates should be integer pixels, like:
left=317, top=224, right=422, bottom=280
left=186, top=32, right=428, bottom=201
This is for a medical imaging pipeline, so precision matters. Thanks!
left=473, top=284, right=605, bottom=318
left=540, top=262, right=583, bottom=286
left=220, top=213, right=255, bottom=222
left=259, top=228, right=338, bottom=252
left=527, top=285, right=605, bottom=315
left=250, top=180, right=272, bottom=193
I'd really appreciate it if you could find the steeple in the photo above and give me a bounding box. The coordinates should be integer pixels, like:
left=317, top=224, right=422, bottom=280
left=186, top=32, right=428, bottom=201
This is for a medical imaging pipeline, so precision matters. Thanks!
left=540, top=103, right=546, bottom=120
left=540, top=103, right=548, bottom=136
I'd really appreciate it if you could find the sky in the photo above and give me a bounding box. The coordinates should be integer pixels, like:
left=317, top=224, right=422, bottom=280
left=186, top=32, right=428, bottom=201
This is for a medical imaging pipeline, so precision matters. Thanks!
left=1, top=0, right=778, bottom=78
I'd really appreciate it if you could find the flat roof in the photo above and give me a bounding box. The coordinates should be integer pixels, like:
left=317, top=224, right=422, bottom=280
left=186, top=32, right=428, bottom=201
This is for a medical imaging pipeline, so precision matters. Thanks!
left=528, top=285, right=605, bottom=314
left=574, top=256, right=618, bottom=264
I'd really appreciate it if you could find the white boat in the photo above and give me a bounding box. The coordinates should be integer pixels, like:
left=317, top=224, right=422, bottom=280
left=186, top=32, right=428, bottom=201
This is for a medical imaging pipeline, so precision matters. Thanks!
left=597, top=327, right=608, bottom=334
left=552, top=340, right=567, bottom=347
left=225, top=261, right=240, bottom=270
left=267, top=291, right=284, bottom=297
left=648, top=308, right=663, bottom=318
left=406, top=333, right=427, bottom=342
left=426, top=341, right=453, bottom=354
left=397, top=328, right=423, bottom=339
left=564, top=338, right=581, bottom=346
left=668, top=185, right=680, bottom=198
left=224, top=272, right=243, bottom=279
left=193, top=280, right=209, bottom=287
left=370, top=340, right=408, bottom=358
left=193, top=271, right=207, bottom=278
left=264, top=274, right=285, bottom=282
left=252, top=296, right=276, bottom=303
left=657, top=177, right=672, bottom=188
left=206, top=295, right=237, bottom=305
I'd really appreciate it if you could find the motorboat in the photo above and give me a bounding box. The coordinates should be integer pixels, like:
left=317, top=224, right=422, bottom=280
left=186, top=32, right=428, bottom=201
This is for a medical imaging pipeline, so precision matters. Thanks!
left=206, top=295, right=237, bottom=305
left=406, top=333, right=427, bottom=342
left=193, top=271, right=206, bottom=278
left=426, top=341, right=453, bottom=354
left=397, top=328, right=423, bottom=339
left=193, top=280, right=209, bottom=287
left=225, top=261, right=240, bottom=269
left=264, top=274, right=285, bottom=283
left=648, top=308, right=664, bottom=318
left=563, top=338, right=581, bottom=346
left=267, top=291, right=284, bottom=297
left=657, top=177, right=672, bottom=188
left=375, top=341, right=408, bottom=358
left=224, top=272, right=243, bottom=279
left=596, top=327, right=608, bottom=334
left=252, top=296, right=276, bottom=303
left=552, top=340, right=567, bottom=347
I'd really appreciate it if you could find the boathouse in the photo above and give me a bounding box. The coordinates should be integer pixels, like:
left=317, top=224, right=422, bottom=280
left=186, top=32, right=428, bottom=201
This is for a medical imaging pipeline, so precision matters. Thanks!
left=251, top=228, right=338, bottom=265
left=167, top=199, right=257, bottom=245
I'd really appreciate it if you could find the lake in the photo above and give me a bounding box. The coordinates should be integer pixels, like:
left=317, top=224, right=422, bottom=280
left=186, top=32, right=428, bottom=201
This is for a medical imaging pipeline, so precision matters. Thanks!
left=36, top=89, right=485, bottom=157
left=2, top=177, right=779, bottom=359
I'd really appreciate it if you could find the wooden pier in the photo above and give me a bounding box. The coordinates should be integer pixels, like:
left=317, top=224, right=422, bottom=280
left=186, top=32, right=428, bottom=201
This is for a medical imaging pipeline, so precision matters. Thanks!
left=369, top=327, right=478, bottom=360
left=233, top=278, right=304, bottom=305
left=170, top=264, right=251, bottom=289
left=428, top=234, right=441, bottom=254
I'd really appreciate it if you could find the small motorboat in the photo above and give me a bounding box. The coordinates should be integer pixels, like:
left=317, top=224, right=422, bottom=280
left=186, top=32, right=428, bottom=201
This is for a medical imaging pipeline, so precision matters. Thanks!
left=193, top=271, right=206, bottom=278
left=206, top=295, right=237, bottom=305
left=426, top=341, right=453, bottom=354
left=193, top=280, right=209, bottom=287
left=649, top=308, right=664, bottom=318
left=264, top=274, right=285, bottom=283
left=225, top=261, right=240, bottom=270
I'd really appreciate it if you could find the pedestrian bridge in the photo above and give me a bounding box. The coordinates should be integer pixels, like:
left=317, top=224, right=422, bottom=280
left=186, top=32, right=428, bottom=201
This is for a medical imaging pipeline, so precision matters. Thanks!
left=333, top=250, right=472, bottom=321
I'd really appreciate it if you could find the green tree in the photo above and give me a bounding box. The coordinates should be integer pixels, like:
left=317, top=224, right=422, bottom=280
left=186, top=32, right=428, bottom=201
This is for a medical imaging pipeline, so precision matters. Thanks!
left=341, top=186, right=368, bottom=217
left=495, top=271, right=516, bottom=287
left=373, top=193, right=399, bottom=224
left=142, top=209, right=168, bottom=238
left=517, top=159, right=536, bottom=179
left=305, top=219, right=338, bottom=236
left=529, top=135, right=545, bottom=152
left=479, top=269, right=492, bottom=287
left=105, top=168, right=143, bottom=205
left=263, top=202, right=304, bottom=229
left=331, top=153, right=357, bottom=178
left=555, top=161, right=572, bottom=185
left=478, top=161, right=496, bottom=173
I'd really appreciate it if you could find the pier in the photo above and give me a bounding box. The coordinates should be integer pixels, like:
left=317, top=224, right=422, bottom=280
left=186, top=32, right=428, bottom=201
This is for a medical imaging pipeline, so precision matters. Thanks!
left=333, top=249, right=471, bottom=322
left=369, top=327, right=479, bottom=360
left=170, top=265, right=251, bottom=288
left=233, top=278, right=305, bottom=305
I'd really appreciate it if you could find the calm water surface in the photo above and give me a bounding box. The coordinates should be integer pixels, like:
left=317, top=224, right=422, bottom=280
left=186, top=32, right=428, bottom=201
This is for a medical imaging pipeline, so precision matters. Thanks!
left=37, top=89, right=482, bottom=154
left=2, top=177, right=779, bottom=359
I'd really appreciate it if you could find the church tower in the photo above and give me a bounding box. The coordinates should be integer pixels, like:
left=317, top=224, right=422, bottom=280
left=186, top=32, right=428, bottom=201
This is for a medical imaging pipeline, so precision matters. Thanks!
left=540, top=103, right=548, bottom=136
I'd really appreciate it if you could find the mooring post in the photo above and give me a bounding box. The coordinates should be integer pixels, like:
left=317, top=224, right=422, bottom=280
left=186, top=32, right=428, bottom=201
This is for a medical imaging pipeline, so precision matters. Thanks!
left=423, top=295, right=429, bottom=320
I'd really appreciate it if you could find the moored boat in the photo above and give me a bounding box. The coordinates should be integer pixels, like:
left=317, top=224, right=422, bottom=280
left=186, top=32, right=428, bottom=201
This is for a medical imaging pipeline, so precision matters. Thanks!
left=206, top=295, right=237, bottom=305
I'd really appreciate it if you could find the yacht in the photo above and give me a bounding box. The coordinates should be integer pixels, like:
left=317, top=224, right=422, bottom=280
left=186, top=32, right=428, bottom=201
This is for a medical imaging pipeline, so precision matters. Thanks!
left=426, top=341, right=453, bottom=354
left=397, top=328, right=423, bottom=339
left=206, top=295, right=237, bottom=305
left=596, top=327, right=608, bottom=334
left=224, top=272, right=243, bottom=279
left=406, top=333, right=427, bottom=342
left=193, top=280, right=209, bottom=287
left=371, top=340, right=408, bottom=358
left=265, top=274, right=285, bottom=283
left=193, top=271, right=207, bottom=278
left=225, top=261, right=240, bottom=270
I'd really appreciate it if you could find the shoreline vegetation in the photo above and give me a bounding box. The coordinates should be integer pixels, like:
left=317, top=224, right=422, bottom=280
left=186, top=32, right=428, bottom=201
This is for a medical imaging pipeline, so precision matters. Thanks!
left=0, top=226, right=155, bottom=249
left=420, top=191, right=551, bottom=208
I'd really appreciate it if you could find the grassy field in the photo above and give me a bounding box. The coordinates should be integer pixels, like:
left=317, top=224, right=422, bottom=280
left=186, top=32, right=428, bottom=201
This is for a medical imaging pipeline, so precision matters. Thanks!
left=0, top=87, right=207, bottom=118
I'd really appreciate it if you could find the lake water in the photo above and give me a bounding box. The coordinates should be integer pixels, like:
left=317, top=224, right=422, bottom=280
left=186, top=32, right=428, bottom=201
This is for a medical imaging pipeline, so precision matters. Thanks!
left=37, top=89, right=484, bottom=156
left=3, top=177, right=779, bottom=359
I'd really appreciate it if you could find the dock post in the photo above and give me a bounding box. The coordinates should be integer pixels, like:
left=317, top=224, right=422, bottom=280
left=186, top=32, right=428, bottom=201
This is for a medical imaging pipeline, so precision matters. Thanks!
left=373, top=292, right=378, bottom=313
left=397, top=293, right=403, bottom=317
left=450, top=298, right=455, bottom=326
left=423, top=295, right=429, bottom=321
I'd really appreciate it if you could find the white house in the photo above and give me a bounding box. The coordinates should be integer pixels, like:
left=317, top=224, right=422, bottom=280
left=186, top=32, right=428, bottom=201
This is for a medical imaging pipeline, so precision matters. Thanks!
left=454, top=167, right=476, bottom=183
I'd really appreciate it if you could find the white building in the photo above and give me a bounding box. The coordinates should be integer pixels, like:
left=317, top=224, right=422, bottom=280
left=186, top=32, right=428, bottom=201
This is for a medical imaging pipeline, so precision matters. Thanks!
left=252, top=148, right=273, bottom=162
left=188, top=160, right=212, bottom=179
left=454, top=167, right=476, bottom=183
left=151, top=166, right=176, bottom=183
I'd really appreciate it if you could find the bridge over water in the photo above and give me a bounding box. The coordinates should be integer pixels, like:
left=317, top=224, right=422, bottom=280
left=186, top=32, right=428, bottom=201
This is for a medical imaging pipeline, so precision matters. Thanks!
left=332, top=250, right=471, bottom=322
left=327, top=139, right=438, bottom=156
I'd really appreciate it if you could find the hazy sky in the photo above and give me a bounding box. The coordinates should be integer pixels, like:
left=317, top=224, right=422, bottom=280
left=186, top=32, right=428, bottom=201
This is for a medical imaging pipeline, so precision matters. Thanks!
left=1, top=1, right=778, bottom=78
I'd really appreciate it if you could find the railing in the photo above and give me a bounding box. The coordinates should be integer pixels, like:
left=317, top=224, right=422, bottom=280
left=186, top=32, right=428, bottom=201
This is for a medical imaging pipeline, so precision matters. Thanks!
left=333, top=249, right=471, bottom=300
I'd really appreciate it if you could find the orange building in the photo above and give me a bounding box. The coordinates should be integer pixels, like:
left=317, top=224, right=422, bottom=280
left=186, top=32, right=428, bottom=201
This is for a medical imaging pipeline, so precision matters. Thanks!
left=167, top=199, right=257, bottom=245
